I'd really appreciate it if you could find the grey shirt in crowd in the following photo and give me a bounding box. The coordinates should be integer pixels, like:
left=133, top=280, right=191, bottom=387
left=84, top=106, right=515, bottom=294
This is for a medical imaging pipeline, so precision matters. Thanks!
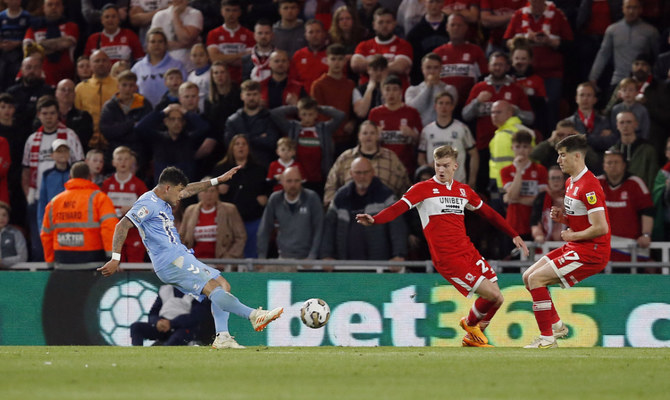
left=257, top=188, right=324, bottom=259
left=589, top=18, right=659, bottom=85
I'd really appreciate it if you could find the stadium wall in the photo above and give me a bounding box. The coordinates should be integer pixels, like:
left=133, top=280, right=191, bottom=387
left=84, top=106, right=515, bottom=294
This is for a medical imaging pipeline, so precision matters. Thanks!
left=0, top=271, right=668, bottom=347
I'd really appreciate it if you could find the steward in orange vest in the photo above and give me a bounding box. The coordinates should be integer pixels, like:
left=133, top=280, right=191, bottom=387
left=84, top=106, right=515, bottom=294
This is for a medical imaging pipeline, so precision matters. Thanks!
left=40, top=162, right=119, bottom=269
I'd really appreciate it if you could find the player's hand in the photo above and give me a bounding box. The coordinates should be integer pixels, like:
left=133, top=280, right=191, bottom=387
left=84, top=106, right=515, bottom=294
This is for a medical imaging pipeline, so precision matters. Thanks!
left=637, top=235, right=651, bottom=248
left=356, top=213, right=375, bottom=226
left=560, top=228, right=575, bottom=242
left=550, top=206, right=565, bottom=223
left=216, top=165, right=242, bottom=184
left=512, top=236, right=529, bottom=257
left=601, top=129, right=612, bottom=137
left=97, top=259, right=120, bottom=277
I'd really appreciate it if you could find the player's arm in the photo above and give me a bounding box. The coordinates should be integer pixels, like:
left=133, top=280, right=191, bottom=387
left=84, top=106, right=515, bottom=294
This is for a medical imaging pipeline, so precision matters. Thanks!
left=179, top=165, right=242, bottom=199
left=356, top=199, right=410, bottom=226
left=98, top=216, right=135, bottom=276
left=561, top=209, right=609, bottom=242
left=472, top=202, right=529, bottom=257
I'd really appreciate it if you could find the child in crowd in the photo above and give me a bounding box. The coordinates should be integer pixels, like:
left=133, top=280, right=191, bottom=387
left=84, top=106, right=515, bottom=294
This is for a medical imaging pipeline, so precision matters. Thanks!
left=37, top=139, right=71, bottom=229
left=110, top=60, right=130, bottom=79
left=266, top=137, right=306, bottom=192
left=85, top=149, right=105, bottom=187
left=501, top=130, right=548, bottom=240
left=610, top=77, right=650, bottom=140
left=270, top=97, right=345, bottom=196
left=0, top=201, right=28, bottom=268
left=155, top=68, right=184, bottom=111
left=101, top=146, right=148, bottom=262
left=76, top=55, right=92, bottom=83
left=187, top=44, right=211, bottom=113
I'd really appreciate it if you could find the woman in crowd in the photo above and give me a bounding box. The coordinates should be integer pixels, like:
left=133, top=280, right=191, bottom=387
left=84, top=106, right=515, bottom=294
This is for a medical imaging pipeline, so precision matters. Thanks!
left=212, top=134, right=269, bottom=259
left=328, top=5, right=365, bottom=57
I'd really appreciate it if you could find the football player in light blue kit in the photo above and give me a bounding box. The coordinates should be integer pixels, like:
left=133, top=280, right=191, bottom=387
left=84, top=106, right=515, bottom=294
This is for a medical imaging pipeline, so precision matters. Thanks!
left=98, top=166, right=283, bottom=349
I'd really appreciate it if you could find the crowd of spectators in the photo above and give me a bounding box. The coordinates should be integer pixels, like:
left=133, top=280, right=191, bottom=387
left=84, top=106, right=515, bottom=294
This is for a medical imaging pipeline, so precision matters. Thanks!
left=0, top=0, right=669, bottom=269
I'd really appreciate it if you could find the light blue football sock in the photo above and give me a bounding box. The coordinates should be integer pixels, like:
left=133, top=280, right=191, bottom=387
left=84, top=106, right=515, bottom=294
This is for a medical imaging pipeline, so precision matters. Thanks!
left=208, top=287, right=253, bottom=319
left=210, top=302, right=230, bottom=333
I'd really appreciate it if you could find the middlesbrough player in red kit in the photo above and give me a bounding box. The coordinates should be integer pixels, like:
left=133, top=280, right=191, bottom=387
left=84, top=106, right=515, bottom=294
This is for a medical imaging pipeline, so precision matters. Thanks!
left=523, top=135, right=610, bottom=348
left=357, top=145, right=528, bottom=347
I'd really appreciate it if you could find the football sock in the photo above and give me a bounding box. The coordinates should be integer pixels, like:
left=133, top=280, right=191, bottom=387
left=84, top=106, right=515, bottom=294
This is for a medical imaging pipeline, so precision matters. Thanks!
left=530, top=287, right=554, bottom=337
left=479, top=303, right=501, bottom=332
left=211, top=301, right=230, bottom=333
left=208, top=287, right=253, bottom=319
left=467, top=297, right=494, bottom=326
left=550, top=301, right=561, bottom=326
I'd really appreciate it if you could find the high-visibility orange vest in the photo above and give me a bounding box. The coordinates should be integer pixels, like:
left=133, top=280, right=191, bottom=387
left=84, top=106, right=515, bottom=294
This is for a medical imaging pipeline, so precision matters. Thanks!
left=40, top=178, right=119, bottom=264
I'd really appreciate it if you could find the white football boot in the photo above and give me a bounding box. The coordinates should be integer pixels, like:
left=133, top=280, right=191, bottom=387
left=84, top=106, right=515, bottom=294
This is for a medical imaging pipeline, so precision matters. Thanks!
left=249, top=307, right=284, bottom=332
left=524, top=337, right=558, bottom=348
left=211, top=332, right=245, bottom=349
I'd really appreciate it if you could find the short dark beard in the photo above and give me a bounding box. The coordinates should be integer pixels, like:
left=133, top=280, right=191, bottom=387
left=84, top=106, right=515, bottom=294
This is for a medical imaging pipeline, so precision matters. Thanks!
left=376, top=33, right=394, bottom=42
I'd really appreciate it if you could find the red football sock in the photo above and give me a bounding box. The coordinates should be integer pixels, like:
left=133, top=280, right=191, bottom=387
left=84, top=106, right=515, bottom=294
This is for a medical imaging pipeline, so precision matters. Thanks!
left=466, top=297, right=494, bottom=326
left=550, top=301, right=560, bottom=325
left=530, top=287, right=554, bottom=336
left=478, top=303, right=501, bottom=332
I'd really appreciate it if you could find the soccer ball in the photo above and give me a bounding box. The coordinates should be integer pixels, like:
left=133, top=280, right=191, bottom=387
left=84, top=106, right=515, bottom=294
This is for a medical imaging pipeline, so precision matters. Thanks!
left=300, top=298, right=330, bottom=329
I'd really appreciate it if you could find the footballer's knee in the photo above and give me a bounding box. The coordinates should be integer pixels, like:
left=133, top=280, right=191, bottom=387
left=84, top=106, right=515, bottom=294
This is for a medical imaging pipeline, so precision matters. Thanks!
left=492, top=292, right=504, bottom=307
left=215, top=276, right=231, bottom=292
left=526, top=272, right=549, bottom=290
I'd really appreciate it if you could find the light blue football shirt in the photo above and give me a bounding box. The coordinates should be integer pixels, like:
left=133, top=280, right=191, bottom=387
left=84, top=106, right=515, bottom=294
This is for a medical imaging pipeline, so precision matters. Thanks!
left=126, top=191, right=189, bottom=272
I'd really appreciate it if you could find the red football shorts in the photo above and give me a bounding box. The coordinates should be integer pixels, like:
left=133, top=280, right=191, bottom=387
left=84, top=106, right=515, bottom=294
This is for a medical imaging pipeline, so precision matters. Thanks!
left=543, top=242, right=609, bottom=288
left=434, top=251, right=497, bottom=298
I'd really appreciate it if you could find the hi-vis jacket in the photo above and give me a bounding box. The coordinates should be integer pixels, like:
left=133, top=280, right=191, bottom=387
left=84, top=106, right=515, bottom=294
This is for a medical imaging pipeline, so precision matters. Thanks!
left=40, top=178, right=119, bottom=265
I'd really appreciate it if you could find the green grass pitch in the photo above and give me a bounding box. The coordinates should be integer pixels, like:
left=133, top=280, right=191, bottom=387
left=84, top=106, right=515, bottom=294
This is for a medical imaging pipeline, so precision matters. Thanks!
left=2, top=346, right=669, bottom=400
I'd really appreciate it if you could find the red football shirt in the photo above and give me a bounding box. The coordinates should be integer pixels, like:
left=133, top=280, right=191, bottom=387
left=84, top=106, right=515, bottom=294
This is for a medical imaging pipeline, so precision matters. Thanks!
left=514, top=74, right=547, bottom=98
left=368, top=104, right=423, bottom=175
left=563, top=167, right=611, bottom=248
left=402, top=177, right=484, bottom=262
left=501, top=162, right=548, bottom=235
left=266, top=159, right=307, bottom=192
left=192, top=206, right=217, bottom=259
left=206, top=25, right=255, bottom=83
left=296, top=127, right=323, bottom=183
left=289, top=47, right=329, bottom=94
left=84, top=28, right=144, bottom=63
left=24, top=22, right=79, bottom=85
left=353, top=35, right=413, bottom=87
left=433, top=42, right=488, bottom=107
left=503, top=5, right=573, bottom=78
left=598, top=175, right=653, bottom=239
left=480, top=0, right=526, bottom=46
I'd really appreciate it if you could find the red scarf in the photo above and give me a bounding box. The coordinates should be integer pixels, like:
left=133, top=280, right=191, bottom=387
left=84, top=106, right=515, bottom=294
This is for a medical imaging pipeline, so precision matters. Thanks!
left=29, top=123, right=68, bottom=188
left=520, top=1, right=558, bottom=36
left=577, top=109, right=595, bottom=133
left=250, top=47, right=273, bottom=82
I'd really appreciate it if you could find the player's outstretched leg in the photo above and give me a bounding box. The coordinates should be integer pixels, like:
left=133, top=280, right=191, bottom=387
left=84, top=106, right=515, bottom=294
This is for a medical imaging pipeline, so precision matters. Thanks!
left=211, top=303, right=245, bottom=349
